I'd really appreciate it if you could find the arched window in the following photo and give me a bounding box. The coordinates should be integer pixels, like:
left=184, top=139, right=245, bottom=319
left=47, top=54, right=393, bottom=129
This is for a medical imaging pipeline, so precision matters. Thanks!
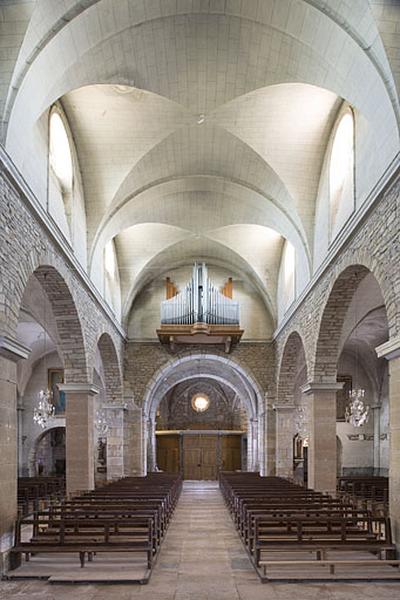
left=48, top=107, right=74, bottom=242
left=104, top=239, right=117, bottom=281
left=48, top=105, right=88, bottom=268
left=282, top=241, right=295, bottom=311
left=104, top=239, right=121, bottom=315
left=49, top=110, right=73, bottom=193
left=329, top=109, right=354, bottom=238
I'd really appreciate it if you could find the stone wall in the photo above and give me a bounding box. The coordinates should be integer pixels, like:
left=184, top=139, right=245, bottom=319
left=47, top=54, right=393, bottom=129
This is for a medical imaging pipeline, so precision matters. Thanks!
left=275, top=172, right=400, bottom=385
left=0, top=158, right=125, bottom=381
left=124, top=341, right=274, bottom=407
left=157, top=379, right=246, bottom=431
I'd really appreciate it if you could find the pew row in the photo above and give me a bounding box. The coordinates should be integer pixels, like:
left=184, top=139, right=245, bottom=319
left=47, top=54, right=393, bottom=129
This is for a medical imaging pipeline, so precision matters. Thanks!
left=219, top=472, right=399, bottom=582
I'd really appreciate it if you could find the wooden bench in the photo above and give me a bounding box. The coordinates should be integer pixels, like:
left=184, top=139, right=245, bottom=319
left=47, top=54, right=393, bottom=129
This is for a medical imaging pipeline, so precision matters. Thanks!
left=254, top=515, right=396, bottom=566
left=219, top=472, right=397, bottom=581
left=260, top=559, right=400, bottom=577
left=10, top=473, right=182, bottom=572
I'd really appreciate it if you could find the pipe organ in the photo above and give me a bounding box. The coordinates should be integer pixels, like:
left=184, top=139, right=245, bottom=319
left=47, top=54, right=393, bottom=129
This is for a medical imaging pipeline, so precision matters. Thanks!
left=157, top=263, right=243, bottom=353
left=161, top=263, right=239, bottom=326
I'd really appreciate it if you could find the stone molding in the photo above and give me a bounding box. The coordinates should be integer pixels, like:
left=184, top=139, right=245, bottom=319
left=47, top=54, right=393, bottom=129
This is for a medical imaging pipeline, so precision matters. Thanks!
left=272, top=404, right=296, bottom=411
left=301, top=381, right=344, bottom=395
left=274, top=152, right=400, bottom=340
left=57, top=383, right=100, bottom=396
left=376, top=336, right=400, bottom=361
left=0, top=335, right=31, bottom=362
left=0, top=145, right=125, bottom=340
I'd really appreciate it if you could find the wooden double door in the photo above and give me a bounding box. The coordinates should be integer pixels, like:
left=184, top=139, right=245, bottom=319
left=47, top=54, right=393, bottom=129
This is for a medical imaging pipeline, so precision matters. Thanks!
left=156, top=432, right=242, bottom=480
left=183, top=434, right=218, bottom=480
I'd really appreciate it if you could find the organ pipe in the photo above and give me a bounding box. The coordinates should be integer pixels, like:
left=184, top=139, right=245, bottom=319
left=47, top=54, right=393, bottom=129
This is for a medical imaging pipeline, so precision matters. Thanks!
left=161, top=263, right=239, bottom=326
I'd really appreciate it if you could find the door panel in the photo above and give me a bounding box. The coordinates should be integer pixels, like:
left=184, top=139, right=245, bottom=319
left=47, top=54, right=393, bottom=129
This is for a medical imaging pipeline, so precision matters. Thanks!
left=183, top=434, right=218, bottom=480
left=201, top=435, right=218, bottom=480
left=156, top=434, right=180, bottom=473
left=221, top=435, right=242, bottom=472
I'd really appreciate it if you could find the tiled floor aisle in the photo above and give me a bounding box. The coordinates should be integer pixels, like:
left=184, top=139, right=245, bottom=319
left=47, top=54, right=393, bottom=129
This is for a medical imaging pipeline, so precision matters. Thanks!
left=2, top=481, right=400, bottom=599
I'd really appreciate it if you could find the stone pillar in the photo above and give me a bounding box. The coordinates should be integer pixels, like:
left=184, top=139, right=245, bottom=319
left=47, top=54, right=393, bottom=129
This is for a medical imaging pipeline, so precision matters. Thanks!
left=124, top=403, right=145, bottom=476
left=16, top=392, right=24, bottom=477
left=258, top=411, right=266, bottom=476
left=58, top=383, right=99, bottom=496
left=265, top=403, right=276, bottom=476
left=0, top=336, right=30, bottom=573
left=248, top=417, right=258, bottom=471
left=273, top=404, right=295, bottom=479
left=147, top=418, right=156, bottom=472
left=371, top=404, right=381, bottom=475
left=105, top=405, right=126, bottom=481
left=376, top=337, right=400, bottom=550
left=301, top=382, right=343, bottom=494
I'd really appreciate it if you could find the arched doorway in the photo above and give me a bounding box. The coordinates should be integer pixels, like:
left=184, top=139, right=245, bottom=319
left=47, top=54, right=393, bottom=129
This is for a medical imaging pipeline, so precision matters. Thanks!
left=143, top=353, right=265, bottom=478
left=30, top=426, right=66, bottom=477
left=155, top=377, right=247, bottom=479
left=277, top=331, right=308, bottom=479
left=311, top=265, right=389, bottom=493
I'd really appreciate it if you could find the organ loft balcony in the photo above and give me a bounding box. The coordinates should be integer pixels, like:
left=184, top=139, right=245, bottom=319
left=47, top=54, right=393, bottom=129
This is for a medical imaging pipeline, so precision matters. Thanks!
left=156, top=263, right=244, bottom=353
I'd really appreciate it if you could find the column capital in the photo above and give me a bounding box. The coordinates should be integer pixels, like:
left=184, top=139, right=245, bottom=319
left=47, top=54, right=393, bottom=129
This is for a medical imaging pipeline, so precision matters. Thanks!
left=58, top=383, right=100, bottom=396
left=301, top=381, right=343, bottom=395
left=0, top=335, right=30, bottom=362
left=376, top=336, right=400, bottom=361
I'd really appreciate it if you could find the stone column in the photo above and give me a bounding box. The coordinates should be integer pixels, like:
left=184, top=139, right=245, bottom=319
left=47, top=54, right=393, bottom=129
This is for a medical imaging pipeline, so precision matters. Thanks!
left=147, top=418, right=156, bottom=472
left=248, top=417, right=258, bottom=471
left=265, top=403, right=276, bottom=476
left=124, top=403, right=145, bottom=476
left=16, top=392, right=24, bottom=477
left=58, top=383, right=99, bottom=496
left=258, top=411, right=266, bottom=476
left=376, top=337, right=400, bottom=550
left=273, top=404, right=295, bottom=479
left=371, top=404, right=381, bottom=475
left=301, top=382, right=343, bottom=494
left=0, top=336, right=30, bottom=573
left=105, top=405, right=126, bottom=481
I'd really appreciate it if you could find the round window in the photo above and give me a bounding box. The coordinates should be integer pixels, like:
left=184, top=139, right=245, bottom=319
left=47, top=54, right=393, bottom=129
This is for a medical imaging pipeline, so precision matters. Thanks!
left=191, top=393, right=210, bottom=413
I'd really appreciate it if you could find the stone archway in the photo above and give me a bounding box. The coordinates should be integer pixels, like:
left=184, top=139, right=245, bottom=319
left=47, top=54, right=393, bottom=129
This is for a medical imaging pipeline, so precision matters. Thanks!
left=95, top=332, right=124, bottom=480
left=28, top=423, right=66, bottom=477
left=17, top=264, right=92, bottom=495
left=275, top=331, right=308, bottom=478
left=308, top=265, right=389, bottom=493
left=142, top=353, right=265, bottom=476
left=97, top=332, right=123, bottom=403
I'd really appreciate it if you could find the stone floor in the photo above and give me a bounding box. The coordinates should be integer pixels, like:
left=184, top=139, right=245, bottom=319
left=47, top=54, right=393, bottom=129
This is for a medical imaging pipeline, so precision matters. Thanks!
left=2, top=480, right=400, bottom=598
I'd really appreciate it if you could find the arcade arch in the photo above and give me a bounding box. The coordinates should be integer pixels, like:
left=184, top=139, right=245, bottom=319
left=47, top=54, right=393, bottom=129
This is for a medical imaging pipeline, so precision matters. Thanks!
left=142, top=354, right=265, bottom=477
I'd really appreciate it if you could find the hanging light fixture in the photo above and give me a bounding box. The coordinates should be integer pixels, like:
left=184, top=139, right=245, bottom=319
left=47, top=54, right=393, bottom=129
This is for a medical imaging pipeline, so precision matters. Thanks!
left=33, top=273, right=55, bottom=429
left=344, top=271, right=370, bottom=427
left=295, top=405, right=308, bottom=436
left=33, top=389, right=55, bottom=428
left=345, top=389, right=369, bottom=427
left=95, top=409, right=111, bottom=435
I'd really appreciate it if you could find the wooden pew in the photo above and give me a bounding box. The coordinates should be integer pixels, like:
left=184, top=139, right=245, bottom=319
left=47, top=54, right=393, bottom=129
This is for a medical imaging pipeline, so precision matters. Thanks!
left=219, top=472, right=398, bottom=581
left=10, top=473, right=182, bottom=572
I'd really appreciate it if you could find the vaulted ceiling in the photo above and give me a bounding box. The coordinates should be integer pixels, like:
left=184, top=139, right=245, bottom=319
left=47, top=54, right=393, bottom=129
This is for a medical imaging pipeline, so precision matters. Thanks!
left=2, top=0, right=400, bottom=328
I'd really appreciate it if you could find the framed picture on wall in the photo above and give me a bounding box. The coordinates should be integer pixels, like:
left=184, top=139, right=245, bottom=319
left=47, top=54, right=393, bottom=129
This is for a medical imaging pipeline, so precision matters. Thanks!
left=336, top=375, right=352, bottom=421
left=48, top=368, right=66, bottom=415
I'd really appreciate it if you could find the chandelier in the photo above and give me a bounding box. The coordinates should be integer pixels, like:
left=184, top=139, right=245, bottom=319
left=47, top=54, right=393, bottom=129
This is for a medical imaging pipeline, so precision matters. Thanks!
left=33, top=389, right=55, bottom=428
left=345, top=272, right=370, bottom=428
left=32, top=273, right=55, bottom=429
left=95, top=409, right=111, bottom=435
left=295, top=405, right=309, bottom=438
left=345, top=388, right=369, bottom=427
